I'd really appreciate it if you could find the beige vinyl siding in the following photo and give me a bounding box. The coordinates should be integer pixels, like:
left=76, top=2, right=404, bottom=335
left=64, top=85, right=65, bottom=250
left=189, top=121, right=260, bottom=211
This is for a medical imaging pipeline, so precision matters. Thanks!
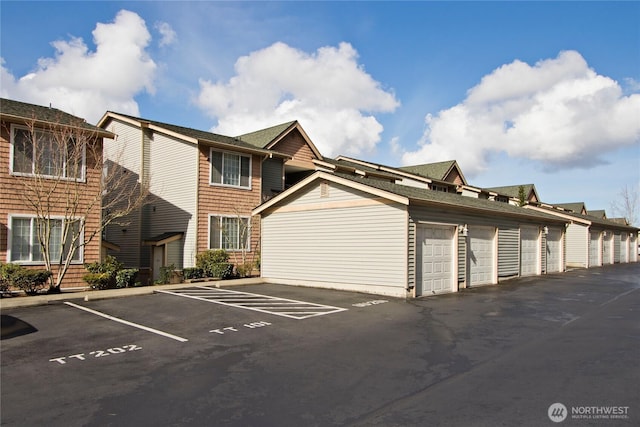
left=630, top=234, right=638, bottom=262
left=148, top=132, right=198, bottom=268
left=565, top=223, right=588, bottom=268
left=102, top=120, right=144, bottom=268
left=261, top=181, right=408, bottom=296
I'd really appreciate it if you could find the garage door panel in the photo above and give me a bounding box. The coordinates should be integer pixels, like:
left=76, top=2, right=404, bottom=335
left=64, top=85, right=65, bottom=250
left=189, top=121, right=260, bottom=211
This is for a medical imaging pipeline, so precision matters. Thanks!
left=546, top=229, right=562, bottom=273
left=417, top=226, right=455, bottom=296
left=589, top=232, right=601, bottom=267
left=520, top=227, right=539, bottom=276
left=469, top=227, right=495, bottom=286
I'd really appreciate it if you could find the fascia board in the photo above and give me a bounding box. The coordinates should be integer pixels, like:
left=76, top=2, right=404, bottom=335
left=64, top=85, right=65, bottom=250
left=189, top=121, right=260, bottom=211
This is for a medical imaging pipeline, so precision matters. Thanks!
left=524, top=205, right=592, bottom=225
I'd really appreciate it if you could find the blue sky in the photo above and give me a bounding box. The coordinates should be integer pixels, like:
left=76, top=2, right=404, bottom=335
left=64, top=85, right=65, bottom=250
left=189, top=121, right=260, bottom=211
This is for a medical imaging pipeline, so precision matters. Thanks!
left=1, top=1, right=639, bottom=218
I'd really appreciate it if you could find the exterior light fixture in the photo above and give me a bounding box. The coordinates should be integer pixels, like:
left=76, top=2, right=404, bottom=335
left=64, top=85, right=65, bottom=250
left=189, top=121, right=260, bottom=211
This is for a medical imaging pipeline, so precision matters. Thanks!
left=542, top=226, right=549, bottom=235
left=458, top=224, right=468, bottom=236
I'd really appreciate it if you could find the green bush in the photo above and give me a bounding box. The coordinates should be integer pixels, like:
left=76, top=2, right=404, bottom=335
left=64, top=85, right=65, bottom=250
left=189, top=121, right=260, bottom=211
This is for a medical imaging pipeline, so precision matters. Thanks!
left=84, top=255, right=123, bottom=275
left=196, top=250, right=230, bottom=278
left=0, top=263, right=23, bottom=295
left=115, top=269, right=139, bottom=288
left=13, top=269, right=52, bottom=295
left=183, top=267, right=205, bottom=280
left=158, top=264, right=180, bottom=285
left=236, top=263, right=254, bottom=278
left=83, top=272, right=113, bottom=290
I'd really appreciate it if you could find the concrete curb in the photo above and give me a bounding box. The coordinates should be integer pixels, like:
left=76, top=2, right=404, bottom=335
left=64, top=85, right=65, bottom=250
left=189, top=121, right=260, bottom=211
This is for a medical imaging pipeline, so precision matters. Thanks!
left=0, top=277, right=264, bottom=310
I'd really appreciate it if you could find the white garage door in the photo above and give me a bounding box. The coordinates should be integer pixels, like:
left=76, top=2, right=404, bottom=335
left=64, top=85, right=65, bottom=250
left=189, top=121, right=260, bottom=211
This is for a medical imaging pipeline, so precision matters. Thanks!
left=602, top=233, right=613, bottom=264
left=416, top=225, right=455, bottom=296
left=520, top=226, right=540, bottom=276
left=589, top=231, right=601, bottom=267
left=545, top=228, right=562, bottom=273
left=620, top=234, right=629, bottom=263
left=469, top=227, right=495, bottom=286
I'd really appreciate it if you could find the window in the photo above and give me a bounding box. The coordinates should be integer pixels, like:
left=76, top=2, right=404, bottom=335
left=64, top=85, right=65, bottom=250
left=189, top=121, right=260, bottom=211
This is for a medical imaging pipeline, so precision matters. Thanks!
left=8, top=216, right=82, bottom=264
left=11, top=125, right=85, bottom=180
left=210, top=149, right=251, bottom=188
left=209, top=215, right=250, bottom=250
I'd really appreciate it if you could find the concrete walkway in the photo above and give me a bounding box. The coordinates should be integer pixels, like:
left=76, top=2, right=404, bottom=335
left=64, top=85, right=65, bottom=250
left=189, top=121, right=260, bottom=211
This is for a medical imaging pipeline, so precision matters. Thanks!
left=0, top=277, right=263, bottom=310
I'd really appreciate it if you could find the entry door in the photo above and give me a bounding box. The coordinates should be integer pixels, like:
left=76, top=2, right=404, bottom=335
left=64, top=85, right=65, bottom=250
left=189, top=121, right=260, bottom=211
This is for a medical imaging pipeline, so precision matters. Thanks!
left=546, top=228, right=562, bottom=273
left=153, top=245, right=165, bottom=281
left=520, top=227, right=540, bottom=276
left=468, top=227, right=495, bottom=286
left=416, top=226, right=454, bottom=296
left=589, top=231, right=601, bottom=267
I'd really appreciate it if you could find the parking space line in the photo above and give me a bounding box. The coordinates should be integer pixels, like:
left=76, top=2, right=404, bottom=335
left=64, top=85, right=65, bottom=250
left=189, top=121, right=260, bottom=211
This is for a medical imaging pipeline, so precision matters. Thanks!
left=64, top=302, right=189, bottom=342
left=157, top=286, right=348, bottom=320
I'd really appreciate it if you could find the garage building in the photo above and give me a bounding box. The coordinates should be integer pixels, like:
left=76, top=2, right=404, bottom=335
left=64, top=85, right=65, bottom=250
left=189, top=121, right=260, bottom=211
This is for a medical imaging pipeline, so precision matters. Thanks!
left=253, top=172, right=568, bottom=298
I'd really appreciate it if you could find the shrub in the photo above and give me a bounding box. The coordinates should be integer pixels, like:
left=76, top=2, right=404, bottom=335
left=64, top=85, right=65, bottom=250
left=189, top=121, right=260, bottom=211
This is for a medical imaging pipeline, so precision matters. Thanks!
left=236, top=263, right=254, bottom=278
left=84, top=255, right=123, bottom=275
left=158, top=264, right=180, bottom=285
left=13, top=269, right=52, bottom=295
left=183, top=267, right=205, bottom=280
left=115, top=269, right=139, bottom=288
left=83, top=272, right=113, bottom=290
left=221, top=264, right=238, bottom=280
left=0, top=263, right=23, bottom=295
left=196, top=250, right=230, bottom=277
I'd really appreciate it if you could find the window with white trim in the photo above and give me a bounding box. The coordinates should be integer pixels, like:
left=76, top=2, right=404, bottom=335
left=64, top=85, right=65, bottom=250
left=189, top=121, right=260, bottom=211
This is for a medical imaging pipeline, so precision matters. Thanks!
left=209, top=215, right=250, bottom=251
left=10, top=125, right=85, bottom=180
left=8, top=216, right=82, bottom=264
left=210, top=149, right=251, bottom=188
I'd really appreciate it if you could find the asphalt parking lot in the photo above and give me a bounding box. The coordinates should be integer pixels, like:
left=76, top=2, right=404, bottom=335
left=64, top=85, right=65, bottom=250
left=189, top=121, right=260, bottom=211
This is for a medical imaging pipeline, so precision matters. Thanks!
left=1, top=264, right=639, bottom=426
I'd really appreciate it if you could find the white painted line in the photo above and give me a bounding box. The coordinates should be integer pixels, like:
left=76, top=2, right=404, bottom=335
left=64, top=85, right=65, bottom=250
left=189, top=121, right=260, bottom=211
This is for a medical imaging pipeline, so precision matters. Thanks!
left=157, top=287, right=347, bottom=320
left=64, top=302, right=188, bottom=342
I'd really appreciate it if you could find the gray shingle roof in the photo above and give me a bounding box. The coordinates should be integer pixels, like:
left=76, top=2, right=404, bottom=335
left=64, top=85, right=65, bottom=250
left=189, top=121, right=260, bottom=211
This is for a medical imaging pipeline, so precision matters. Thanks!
left=319, top=158, right=400, bottom=180
left=485, top=184, right=536, bottom=199
left=237, top=121, right=297, bottom=148
left=105, top=112, right=287, bottom=156
left=398, top=160, right=457, bottom=181
left=1, top=97, right=112, bottom=136
left=553, top=202, right=587, bottom=214
left=531, top=206, right=638, bottom=232
left=333, top=173, right=568, bottom=223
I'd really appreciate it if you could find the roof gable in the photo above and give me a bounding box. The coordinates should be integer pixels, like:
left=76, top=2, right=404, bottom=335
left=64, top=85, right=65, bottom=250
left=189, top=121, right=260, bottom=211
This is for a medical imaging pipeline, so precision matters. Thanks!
left=399, top=160, right=467, bottom=185
left=553, top=202, right=588, bottom=215
left=486, top=184, right=540, bottom=203
left=238, top=121, right=323, bottom=160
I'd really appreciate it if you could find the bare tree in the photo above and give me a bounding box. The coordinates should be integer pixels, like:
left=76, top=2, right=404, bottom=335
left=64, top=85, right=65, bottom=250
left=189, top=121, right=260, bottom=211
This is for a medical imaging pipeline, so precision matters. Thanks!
left=610, top=184, right=639, bottom=226
left=8, top=116, right=149, bottom=292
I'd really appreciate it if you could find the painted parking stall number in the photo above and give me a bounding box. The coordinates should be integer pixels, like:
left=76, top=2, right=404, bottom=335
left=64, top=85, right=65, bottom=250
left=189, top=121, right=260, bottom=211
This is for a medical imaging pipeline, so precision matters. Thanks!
left=352, top=300, right=388, bottom=308
left=49, top=344, right=141, bottom=365
left=210, top=321, right=272, bottom=335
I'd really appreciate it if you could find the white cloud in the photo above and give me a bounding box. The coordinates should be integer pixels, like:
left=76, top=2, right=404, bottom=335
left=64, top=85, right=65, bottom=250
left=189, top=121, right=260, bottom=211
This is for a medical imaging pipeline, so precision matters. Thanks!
left=403, top=50, right=640, bottom=176
left=0, top=10, right=156, bottom=123
left=155, top=21, right=177, bottom=47
left=195, top=42, right=399, bottom=157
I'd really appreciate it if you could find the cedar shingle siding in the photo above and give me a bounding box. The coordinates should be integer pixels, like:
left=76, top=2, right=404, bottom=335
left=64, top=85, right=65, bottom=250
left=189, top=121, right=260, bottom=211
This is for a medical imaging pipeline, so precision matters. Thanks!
left=1, top=99, right=105, bottom=288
